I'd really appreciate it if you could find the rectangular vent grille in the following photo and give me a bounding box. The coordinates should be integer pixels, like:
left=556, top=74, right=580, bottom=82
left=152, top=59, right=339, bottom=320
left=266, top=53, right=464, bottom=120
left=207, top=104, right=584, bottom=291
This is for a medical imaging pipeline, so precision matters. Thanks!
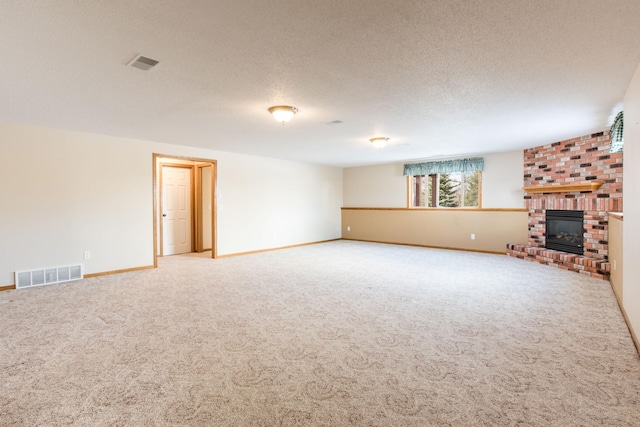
left=15, top=264, right=83, bottom=289
left=127, top=54, right=159, bottom=71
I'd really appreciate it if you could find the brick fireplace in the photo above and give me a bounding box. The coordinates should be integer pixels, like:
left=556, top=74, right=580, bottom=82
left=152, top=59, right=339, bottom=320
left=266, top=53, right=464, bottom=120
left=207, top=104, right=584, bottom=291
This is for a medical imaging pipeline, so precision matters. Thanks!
left=507, top=131, right=623, bottom=279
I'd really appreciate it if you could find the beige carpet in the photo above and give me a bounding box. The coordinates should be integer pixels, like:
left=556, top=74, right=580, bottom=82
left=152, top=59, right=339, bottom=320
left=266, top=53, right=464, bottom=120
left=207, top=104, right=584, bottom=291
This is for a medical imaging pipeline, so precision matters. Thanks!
left=1, top=240, right=639, bottom=426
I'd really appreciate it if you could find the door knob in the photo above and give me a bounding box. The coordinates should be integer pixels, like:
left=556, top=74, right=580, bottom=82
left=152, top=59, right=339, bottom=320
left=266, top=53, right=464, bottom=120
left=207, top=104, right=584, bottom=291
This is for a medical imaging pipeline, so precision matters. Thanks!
left=162, top=214, right=167, bottom=217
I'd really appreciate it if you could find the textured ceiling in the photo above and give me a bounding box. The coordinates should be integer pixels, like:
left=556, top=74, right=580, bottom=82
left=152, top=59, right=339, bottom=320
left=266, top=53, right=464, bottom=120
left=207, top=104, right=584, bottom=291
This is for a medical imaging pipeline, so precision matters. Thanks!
left=1, top=1, right=639, bottom=167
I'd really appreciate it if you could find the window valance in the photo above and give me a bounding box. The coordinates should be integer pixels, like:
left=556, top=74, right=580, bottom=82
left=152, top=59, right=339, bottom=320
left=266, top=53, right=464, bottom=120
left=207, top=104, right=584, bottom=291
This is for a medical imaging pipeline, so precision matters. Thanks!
left=610, top=111, right=624, bottom=153
left=403, top=157, right=484, bottom=176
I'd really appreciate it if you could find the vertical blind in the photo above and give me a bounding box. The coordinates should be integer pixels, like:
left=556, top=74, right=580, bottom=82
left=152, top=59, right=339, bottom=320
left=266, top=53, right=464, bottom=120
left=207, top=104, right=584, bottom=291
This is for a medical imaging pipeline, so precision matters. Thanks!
left=403, top=157, right=484, bottom=176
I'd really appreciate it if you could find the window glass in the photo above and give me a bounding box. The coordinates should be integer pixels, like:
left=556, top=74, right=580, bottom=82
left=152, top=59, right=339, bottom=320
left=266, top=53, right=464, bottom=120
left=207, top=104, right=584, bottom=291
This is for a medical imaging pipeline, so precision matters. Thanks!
left=610, top=138, right=623, bottom=153
left=410, top=171, right=480, bottom=208
left=610, top=112, right=623, bottom=153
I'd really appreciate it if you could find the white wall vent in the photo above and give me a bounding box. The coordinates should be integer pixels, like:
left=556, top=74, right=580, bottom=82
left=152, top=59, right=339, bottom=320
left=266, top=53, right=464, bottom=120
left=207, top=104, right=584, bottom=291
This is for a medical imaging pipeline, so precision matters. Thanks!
left=15, top=264, right=83, bottom=289
left=127, top=54, right=159, bottom=71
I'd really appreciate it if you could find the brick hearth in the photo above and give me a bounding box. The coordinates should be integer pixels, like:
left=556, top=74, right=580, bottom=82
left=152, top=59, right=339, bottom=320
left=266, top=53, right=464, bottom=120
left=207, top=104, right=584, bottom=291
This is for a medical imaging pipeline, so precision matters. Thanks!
left=506, top=131, right=623, bottom=280
left=506, top=244, right=610, bottom=279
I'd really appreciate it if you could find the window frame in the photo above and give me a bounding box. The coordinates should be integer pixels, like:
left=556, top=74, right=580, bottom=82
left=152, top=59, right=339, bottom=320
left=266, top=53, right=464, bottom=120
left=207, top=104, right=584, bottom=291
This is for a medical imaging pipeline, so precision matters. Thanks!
left=406, top=171, right=483, bottom=209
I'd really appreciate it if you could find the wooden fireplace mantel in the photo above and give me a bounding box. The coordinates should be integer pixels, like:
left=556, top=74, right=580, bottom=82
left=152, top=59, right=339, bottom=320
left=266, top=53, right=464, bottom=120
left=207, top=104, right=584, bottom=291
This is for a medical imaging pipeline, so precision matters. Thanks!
left=523, top=181, right=603, bottom=194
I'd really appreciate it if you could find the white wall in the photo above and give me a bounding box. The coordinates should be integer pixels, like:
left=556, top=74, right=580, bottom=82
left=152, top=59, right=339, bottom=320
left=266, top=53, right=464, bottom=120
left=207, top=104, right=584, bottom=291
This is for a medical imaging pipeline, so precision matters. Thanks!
left=343, top=151, right=524, bottom=208
left=215, top=153, right=342, bottom=255
left=0, top=122, right=343, bottom=286
left=623, top=61, right=640, bottom=341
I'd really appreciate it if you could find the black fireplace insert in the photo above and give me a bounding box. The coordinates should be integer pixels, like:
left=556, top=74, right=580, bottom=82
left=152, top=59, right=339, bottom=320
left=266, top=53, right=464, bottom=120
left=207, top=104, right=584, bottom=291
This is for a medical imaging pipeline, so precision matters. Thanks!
left=545, top=210, right=584, bottom=255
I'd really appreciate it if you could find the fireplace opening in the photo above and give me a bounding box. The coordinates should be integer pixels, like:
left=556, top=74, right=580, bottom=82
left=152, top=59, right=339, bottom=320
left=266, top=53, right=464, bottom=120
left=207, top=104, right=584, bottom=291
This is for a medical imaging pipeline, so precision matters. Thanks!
left=545, top=210, right=584, bottom=255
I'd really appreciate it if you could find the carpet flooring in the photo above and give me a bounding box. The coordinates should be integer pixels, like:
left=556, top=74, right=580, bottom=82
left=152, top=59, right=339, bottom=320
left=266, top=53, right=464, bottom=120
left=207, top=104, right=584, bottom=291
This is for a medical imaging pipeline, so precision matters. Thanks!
left=1, top=240, right=639, bottom=426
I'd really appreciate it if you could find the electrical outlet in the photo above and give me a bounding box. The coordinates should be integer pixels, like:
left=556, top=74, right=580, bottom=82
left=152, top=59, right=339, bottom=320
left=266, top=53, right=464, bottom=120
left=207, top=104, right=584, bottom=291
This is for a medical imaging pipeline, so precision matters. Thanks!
left=613, top=260, right=617, bottom=270
left=83, top=251, right=91, bottom=260
left=470, top=234, right=475, bottom=240
left=347, top=226, right=351, bottom=231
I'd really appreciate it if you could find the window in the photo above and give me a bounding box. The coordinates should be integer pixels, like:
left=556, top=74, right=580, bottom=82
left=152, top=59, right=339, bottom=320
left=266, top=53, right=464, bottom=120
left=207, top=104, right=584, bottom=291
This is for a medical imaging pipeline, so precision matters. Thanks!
left=410, top=171, right=481, bottom=208
left=404, top=157, right=484, bottom=208
left=610, top=111, right=624, bottom=153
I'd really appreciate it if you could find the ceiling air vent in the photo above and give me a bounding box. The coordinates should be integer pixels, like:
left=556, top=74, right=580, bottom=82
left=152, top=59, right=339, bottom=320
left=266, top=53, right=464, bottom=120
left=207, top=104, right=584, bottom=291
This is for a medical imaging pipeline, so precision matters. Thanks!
left=127, top=54, right=159, bottom=71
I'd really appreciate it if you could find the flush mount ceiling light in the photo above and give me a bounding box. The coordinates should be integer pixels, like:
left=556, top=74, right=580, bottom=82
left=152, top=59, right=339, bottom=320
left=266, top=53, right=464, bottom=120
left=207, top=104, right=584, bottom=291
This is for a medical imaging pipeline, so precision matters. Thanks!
left=370, top=137, right=389, bottom=149
left=268, top=105, right=298, bottom=124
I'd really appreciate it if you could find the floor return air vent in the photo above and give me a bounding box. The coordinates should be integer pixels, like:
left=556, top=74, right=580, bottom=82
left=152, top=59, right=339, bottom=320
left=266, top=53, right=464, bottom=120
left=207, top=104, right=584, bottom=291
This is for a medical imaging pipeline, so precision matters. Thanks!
left=15, top=264, right=83, bottom=289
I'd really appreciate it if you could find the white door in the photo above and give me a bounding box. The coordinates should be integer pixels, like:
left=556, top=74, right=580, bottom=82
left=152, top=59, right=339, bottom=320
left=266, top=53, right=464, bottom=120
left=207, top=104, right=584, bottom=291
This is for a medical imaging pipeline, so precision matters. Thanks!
left=162, top=166, right=192, bottom=255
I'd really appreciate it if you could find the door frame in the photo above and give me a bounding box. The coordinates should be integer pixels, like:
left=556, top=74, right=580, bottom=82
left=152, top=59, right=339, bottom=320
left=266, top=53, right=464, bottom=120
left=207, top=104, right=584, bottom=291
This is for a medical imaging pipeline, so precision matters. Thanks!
left=152, top=153, right=217, bottom=267
left=195, top=163, right=214, bottom=252
left=159, top=163, right=195, bottom=257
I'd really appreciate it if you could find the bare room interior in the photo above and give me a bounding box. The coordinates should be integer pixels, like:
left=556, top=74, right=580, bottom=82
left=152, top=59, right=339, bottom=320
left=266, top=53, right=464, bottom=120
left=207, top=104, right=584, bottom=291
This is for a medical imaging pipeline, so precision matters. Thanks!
left=1, top=1, right=640, bottom=425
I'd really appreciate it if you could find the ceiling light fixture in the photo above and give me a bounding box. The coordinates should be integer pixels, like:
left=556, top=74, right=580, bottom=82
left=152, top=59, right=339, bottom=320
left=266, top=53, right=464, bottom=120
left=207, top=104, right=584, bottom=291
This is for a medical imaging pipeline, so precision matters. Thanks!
left=268, top=105, right=298, bottom=124
left=370, top=137, right=389, bottom=149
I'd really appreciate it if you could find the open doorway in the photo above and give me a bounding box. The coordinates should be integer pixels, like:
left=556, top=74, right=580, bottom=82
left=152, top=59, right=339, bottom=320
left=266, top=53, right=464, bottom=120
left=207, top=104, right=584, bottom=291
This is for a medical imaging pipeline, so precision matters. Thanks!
left=153, top=154, right=217, bottom=266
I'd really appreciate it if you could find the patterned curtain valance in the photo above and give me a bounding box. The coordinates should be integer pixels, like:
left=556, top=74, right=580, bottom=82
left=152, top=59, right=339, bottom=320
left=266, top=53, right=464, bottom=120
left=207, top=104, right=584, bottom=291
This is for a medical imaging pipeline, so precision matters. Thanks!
left=403, top=157, right=484, bottom=176
left=610, top=111, right=624, bottom=153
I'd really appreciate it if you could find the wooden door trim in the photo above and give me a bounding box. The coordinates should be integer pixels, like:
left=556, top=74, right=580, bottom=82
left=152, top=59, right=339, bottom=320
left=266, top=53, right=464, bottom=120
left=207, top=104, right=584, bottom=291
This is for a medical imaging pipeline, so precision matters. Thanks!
left=195, top=164, right=204, bottom=252
left=194, top=163, right=215, bottom=253
left=210, top=162, right=217, bottom=258
left=152, top=154, right=218, bottom=268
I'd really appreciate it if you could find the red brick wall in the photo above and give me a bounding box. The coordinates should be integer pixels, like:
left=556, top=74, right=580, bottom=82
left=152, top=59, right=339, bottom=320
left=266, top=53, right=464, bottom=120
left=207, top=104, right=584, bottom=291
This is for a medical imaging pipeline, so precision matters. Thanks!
left=523, top=131, right=623, bottom=259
